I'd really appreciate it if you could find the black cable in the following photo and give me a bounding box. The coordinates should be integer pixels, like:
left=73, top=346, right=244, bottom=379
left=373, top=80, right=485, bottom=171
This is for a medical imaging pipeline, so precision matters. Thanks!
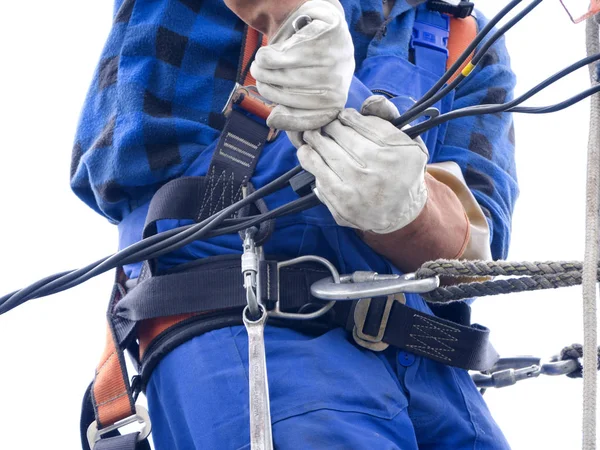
left=393, top=0, right=524, bottom=128
left=50, top=193, right=319, bottom=298
left=0, top=257, right=112, bottom=314
left=122, top=169, right=305, bottom=263
left=0, top=270, right=78, bottom=312
left=510, top=84, right=600, bottom=114
left=4, top=32, right=593, bottom=310
left=394, top=77, right=462, bottom=129
left=406, top=84, right=600, bottom=139
left=471, top=0, right=543, bottom=67
left=206, top=193, right=320, bottom=237
left=219, top=193, right=320, bottom=228
left=403, top=50, right=600, bottom=138
left=0, top=183, right=316, bottom=313
left=0, top=166, right=305, bottom=313
left=394, top=0, right=543, bottom=129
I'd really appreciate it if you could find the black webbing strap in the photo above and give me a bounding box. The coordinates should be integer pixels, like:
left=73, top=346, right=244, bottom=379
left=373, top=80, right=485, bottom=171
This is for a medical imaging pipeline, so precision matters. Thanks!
left=142, top=21, right=269, bottom=240
left=94, top=434, right=140, bottom=450
left=334, top=298, right=497, bottom=370
left=111, top=256, right=498, bottom=375
left=143, top=110, right=270, bottom=238
left=331, top=299, right=498, bottom=370
left=111, top=255, right=329, bottom=345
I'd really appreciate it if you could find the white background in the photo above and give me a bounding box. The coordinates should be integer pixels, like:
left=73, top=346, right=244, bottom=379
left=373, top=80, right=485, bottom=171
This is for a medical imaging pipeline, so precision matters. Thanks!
left=0, top=1, right=597, bottom=449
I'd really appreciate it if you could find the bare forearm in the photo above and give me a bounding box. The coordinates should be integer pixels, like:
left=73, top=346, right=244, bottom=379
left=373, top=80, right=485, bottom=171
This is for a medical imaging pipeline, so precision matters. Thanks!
left=223, top=0, right=307, bottom=37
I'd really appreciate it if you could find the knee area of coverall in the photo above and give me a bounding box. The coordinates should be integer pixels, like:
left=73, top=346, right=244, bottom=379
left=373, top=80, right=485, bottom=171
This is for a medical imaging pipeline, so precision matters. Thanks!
left=393, top=352, right=511, bottom=450
left=146, top=325, right=413, bottom=449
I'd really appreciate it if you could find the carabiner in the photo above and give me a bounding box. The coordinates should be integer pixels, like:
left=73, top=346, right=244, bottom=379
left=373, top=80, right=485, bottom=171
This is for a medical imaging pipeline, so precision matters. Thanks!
left=242, top=227, right=261, bottom=319
left=310, top=271, right=439, bottom=301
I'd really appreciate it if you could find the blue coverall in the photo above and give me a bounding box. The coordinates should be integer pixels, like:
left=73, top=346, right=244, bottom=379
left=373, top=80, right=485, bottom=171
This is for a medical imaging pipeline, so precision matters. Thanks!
left=72, top=1, right=518, bottom=448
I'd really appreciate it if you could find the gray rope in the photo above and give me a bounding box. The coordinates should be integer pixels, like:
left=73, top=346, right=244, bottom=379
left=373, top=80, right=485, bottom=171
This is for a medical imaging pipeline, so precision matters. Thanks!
left=414, top=259, right=597, bottom=303
left=417, top=259, right=589, bottom=278
left=582, top=14, right=599, bottom=450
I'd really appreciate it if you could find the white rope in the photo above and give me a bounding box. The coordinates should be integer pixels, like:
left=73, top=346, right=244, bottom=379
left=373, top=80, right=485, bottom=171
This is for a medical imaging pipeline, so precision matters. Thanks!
left=583, top=14, right=600, bottom=450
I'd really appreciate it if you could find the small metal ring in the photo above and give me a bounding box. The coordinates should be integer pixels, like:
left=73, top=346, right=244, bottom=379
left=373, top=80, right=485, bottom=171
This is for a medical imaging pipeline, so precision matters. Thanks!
left=243, top=304, right=267, bottom=325
left=292, top=15, right=313, bottom=32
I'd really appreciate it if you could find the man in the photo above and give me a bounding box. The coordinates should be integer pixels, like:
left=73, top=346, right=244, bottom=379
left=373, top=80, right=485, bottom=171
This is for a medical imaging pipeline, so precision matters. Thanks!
left=72, top=0, right=518, bottom=447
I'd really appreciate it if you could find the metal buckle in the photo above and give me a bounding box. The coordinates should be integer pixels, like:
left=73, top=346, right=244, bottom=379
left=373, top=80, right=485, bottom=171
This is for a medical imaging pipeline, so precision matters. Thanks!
left=308, top=270, right=438, bottom=352
left=222, top=84, right=279, bottom=142
left=352, top=294, right=406, bottom=351
left=269, top=255, right=339, bottom=320
left=87, top=405, right=152, bottom=449
left=222, top=82, right=241, bottom=116
left=310, top=271, right=439, bottom=301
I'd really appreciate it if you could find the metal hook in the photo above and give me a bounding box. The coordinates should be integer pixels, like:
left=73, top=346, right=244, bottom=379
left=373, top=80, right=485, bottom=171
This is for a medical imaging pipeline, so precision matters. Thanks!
left=310, top=271, right=439, bottom=301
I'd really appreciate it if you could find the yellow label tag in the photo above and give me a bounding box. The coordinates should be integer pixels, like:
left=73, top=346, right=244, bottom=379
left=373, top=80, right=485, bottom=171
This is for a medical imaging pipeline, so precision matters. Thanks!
left=461, top=62, right=476, bottom=77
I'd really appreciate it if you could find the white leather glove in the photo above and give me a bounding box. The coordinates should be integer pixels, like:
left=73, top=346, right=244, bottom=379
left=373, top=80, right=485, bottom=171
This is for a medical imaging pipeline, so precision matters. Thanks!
left=250, top=0, right=355, bottom=132
left=297, top=95, right=429, bottom=234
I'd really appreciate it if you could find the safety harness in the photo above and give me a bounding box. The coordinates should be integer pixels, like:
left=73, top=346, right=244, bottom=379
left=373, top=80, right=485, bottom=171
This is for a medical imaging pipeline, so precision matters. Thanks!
left=81, top=7, right=482, bottom=450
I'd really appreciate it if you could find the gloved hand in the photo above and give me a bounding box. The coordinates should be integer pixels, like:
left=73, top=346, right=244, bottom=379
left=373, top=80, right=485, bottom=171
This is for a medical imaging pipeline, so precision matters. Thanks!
left=250, top=0, right=355, bottom=132
left=297, top=95, right=429, bottom=234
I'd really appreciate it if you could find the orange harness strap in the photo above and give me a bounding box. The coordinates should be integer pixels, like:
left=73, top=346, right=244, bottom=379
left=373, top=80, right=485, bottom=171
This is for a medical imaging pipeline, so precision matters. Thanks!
left=239, top=27, right=267, bottom=87
left=231, top=27, right=274, bottom=121
left=93, top=322, right=136, bottom=428
left=446, top=15, right=478, bottom=83
left=91, top=277, right=137, bottom=433
left=138, top=313, right=200, bottom=357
